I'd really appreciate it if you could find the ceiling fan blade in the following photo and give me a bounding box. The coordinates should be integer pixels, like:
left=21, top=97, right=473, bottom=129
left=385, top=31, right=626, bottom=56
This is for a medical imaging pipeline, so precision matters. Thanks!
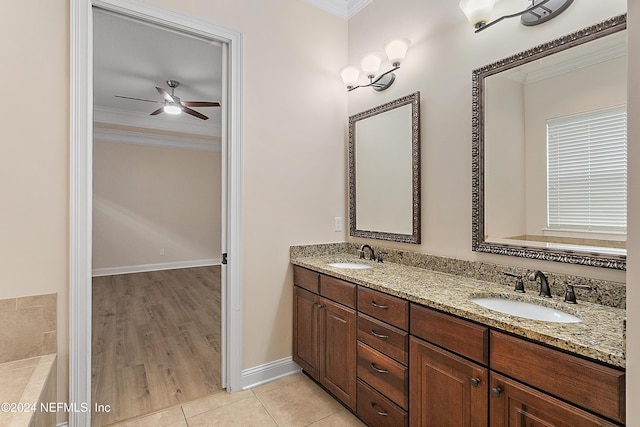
left=181, top=101, right=221, bottom=107
left=156, top=86, right=176, bottom=103
left=150, top=107, right=164, bottom=116
left=115, top=95, right=163, bottom=104
left=182, top=106, right=209, bottom=120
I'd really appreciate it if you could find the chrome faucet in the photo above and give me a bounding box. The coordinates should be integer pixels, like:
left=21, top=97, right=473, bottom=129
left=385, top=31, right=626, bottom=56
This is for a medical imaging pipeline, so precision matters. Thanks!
left=528, top=270, right=551, bottom=298
left=359, top=244, right=376, bottom=261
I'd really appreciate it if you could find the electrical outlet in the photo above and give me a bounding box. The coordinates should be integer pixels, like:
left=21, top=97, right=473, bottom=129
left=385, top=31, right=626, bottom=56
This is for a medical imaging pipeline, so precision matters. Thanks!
left=159, top=248, right=165, bottom=256
left=334, top=217, right=343, bottom=232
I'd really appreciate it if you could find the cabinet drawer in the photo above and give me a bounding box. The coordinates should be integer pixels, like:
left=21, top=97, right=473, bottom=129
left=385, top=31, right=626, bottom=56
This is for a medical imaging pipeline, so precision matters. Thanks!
left=357, top=342, right=408, bottom=410
left=490, top=372, right=618, bottom=427
left=491, top=331, right=625, bottom=424
left=320, top=275, right=356, bottom=309
left=293, top=266, right=319, bottom=294
left=358, top=287, right=409, bottom=330
left=357, top=379, right=408, bottom=427
left=410, top=303, right=488, bottom=365
left=358, top=313, right=408, bottom=365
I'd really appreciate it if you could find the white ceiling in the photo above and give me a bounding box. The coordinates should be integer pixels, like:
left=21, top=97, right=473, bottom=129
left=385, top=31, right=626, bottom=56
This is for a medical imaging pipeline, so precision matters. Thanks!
left=93, top=8, right=223, bottom=142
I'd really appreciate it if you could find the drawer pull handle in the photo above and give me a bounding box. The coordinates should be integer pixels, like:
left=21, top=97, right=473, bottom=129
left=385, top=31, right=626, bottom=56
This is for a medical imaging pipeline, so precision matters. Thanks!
left=371, top=301, right=389, bottom=309
left=491, top=387, right=502, bottom=397
left=370, top=402, right=388, bottom=416
left=470, top=378, right=481, bottom=387
left=370, top=363, right=389, bottom=374
left=370, top=329, right=389, bottom=339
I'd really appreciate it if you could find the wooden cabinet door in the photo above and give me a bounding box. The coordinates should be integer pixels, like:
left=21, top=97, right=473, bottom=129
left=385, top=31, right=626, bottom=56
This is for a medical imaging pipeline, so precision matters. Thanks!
left=319, top=297, right=357, bottom=411
left=490, top=373, right=618, bottom=427
left=410, top=336, right=488, bottom=427
left=293, top=286, right=319, bottom=379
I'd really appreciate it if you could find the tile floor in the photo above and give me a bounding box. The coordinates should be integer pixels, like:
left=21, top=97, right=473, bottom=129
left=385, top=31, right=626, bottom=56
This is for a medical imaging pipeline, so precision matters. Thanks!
left=102, top=372, right=365, bottom=427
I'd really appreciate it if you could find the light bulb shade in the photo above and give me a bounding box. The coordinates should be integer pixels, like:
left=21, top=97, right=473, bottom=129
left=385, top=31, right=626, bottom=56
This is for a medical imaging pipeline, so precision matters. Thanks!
left=459, top=0, right=495, bottom=29
left=360, top=53, right=382, bottom=78
left=340, top=65, right=360, bottom=89
left=164, top=104, right=182, bottom=115
left=384, top=38, right=410, bottom=66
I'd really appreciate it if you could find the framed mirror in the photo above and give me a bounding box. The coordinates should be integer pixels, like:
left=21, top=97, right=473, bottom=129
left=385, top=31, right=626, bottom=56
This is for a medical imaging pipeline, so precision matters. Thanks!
left=349, top=92, right=421, bottom=244
left=472, top=14, right=627, bottom=270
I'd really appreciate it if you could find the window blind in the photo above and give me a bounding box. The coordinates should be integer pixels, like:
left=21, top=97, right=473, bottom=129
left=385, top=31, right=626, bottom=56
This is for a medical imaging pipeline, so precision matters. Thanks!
left=547, top=106, right=627, bottom=233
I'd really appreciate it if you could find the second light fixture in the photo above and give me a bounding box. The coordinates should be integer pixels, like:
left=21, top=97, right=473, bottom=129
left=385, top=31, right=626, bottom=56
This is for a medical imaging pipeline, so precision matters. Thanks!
left=340, top=38, right=410, bottom=92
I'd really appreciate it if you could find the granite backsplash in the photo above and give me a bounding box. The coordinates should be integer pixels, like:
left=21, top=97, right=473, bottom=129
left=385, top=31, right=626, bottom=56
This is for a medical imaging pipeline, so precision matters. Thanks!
left=290, top=242, right=625, bottom=309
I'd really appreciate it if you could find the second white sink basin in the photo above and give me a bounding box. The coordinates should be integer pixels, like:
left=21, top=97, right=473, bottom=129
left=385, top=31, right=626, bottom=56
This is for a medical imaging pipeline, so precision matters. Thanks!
left=472, top=297, right=581, bottom=323
left=327, top=262, right=372, bottom=270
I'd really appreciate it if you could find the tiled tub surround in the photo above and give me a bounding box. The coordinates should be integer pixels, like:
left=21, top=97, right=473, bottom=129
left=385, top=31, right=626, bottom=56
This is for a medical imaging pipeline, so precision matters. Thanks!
left=0, top=294, right=57, bottom=363
left=0, top=355, right=57, bottom=427
left=291, top=244, right=625, bottom=368
left=0, top=294, right=58, bottom=426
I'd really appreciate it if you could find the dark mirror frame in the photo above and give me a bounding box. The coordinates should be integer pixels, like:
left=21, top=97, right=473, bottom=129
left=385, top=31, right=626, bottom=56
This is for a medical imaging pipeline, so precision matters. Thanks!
left=349, top=92, right=421, bottom=244
left=471, top=14, right=627, bottom=270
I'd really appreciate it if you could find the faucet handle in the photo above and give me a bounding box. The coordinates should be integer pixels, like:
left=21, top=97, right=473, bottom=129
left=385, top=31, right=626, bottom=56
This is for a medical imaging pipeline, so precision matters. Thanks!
left=504, top=272, right=525, bottom=293
left=377, top=251, right=388, bottom=263
left=564, top=283, right=592, bottom=304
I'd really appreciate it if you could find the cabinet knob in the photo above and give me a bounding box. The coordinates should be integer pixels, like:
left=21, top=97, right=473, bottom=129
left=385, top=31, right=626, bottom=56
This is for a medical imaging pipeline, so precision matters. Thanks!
left=470, top=377, right=481, bottom=387
left=491, top=387, right=502, bottom=397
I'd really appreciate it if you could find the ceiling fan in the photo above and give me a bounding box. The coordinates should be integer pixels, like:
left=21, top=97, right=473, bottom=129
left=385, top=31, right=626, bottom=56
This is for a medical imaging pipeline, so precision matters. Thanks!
left=115, top=80, right=220, bottom=120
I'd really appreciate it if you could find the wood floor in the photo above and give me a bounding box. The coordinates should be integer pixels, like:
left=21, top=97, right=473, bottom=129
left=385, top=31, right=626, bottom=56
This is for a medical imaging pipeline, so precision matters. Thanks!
left=91, top=266, right=222, bottom=426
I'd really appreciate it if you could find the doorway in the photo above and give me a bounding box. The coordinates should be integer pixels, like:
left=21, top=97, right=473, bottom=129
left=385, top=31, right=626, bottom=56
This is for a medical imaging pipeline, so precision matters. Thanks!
left=70, top=1, right=243, bottom=426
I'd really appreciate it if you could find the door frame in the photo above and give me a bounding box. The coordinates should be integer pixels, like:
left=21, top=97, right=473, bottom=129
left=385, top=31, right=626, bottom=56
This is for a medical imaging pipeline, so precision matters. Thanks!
left=69, top=1, right=243, bottom=425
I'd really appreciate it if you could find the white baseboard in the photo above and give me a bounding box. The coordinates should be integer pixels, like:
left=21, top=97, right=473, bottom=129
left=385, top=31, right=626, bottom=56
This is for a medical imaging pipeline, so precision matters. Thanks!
left=241, top=357, right=301, bottom=390
left=92, top=258, right=221, bottom=277
left=57, top=422, right=69, bottom=427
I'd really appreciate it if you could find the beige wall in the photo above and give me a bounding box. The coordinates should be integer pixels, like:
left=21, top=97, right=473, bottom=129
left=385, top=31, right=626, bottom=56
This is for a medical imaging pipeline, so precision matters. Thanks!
left=484, top=76, right=526, bottom=240
left=1, top=0, right=347, bottom=413
left=627, top=1, right=639, bottom=423
left=93, top=141, right=221, bottom=271
left=0, top=0, right=69, bottom=414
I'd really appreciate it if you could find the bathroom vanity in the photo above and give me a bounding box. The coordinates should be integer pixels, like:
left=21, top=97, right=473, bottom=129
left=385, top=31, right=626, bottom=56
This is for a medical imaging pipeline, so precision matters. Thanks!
left=291, top=246, right=626, bottom=426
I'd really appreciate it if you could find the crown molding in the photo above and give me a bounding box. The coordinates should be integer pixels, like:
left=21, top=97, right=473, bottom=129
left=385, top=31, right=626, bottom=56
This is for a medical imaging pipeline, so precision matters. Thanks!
left=506, top=39, right=626, bottom=85
left=94, top=106, right=220, bottom=137
left=94, top=126, right=221, bottom=151
left=303, top=0, right=373, bottom=19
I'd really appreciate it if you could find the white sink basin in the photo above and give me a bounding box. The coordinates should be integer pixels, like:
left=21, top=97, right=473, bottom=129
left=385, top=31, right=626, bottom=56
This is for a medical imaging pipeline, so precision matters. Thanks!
left=327, top=262, right=372, bottom=270
left=472, top=297, right=581, bottom=323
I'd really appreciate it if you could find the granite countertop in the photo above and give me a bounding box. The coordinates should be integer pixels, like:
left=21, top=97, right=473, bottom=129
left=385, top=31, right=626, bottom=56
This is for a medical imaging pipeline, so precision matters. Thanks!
left=291, top=254, right=626, bottom=369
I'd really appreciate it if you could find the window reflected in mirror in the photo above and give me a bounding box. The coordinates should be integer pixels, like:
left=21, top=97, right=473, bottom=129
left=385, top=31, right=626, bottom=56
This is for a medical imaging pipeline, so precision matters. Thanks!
left=473, top=14, right=627, bottom=269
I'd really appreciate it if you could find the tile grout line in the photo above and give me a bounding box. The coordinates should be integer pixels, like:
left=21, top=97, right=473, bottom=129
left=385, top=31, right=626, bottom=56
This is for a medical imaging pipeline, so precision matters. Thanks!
left=250, top=387, right=283, bottom=426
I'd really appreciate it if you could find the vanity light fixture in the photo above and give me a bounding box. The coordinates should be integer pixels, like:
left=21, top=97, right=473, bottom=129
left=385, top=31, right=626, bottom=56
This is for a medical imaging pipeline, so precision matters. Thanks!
left=460, top=0, right=573, bottom=33
left=340, top=38, right=410, bottom=92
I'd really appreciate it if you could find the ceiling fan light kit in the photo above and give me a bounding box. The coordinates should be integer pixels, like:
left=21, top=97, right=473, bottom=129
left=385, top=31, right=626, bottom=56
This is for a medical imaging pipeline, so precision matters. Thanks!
left=115, top=79, right=220, bottom=120
left=163, top=104, right=182, bottom=115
